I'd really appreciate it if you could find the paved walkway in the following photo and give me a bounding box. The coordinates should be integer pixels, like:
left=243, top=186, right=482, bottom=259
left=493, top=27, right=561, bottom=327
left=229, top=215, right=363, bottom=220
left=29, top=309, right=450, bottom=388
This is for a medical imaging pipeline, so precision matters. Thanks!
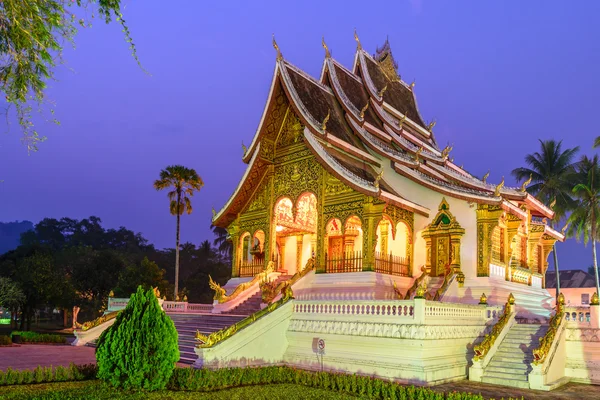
left=0, top=345, right=96, bottom=371
left=437, top=380, right=600, bottom=400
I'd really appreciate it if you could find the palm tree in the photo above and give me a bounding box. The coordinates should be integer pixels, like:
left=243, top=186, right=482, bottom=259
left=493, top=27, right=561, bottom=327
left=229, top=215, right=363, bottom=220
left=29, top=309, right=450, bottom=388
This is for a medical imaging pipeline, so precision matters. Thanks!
left=568, top=155, right=600, bottom=298
left=154, top=165, right=203, bottom=299
left=594, top=136, right=600, bottom=149
left=511, top=139, right=579, bottom=296
left=211, top=224, right=232, bottom=258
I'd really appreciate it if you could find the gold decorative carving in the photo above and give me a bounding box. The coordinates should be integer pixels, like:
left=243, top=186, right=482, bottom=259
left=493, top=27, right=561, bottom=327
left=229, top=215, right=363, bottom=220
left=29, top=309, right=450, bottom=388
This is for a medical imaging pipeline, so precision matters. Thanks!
left=354, top=28, right=362, bottom=50
left=427, top=120, right=436, bottom=132
left=378, top=84, right=388, bottom=98
left=274, top=156, right=321, bottom=202
left=473, top=294, right=514, bottom=360
left=360, top=102, right=369, bottom=120
left=520, top=173, right=532, bottom=192
left=533, top=293, right=564, bottom=364
left=482, top=170, right=490, bottom=183
left=272, top=34, right=282, bottom=61
left=494, top=177, right=505, bottom=197
left=374, top=169, right=383, bottom=190
left=322, top=36, right=331, bottom=58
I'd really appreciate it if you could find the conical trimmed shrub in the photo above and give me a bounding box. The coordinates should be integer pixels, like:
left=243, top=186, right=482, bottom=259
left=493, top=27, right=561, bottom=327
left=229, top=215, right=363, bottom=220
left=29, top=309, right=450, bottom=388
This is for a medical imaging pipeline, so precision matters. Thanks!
left=96, top=286, right=179, bottom=390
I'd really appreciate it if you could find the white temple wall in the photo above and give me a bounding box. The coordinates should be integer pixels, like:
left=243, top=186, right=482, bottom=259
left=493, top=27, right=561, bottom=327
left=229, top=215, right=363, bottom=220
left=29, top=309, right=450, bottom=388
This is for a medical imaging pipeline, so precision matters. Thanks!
left=301, top=233, right=312, bottom=269
left=284, top=236, right=297, bottom=274
left=380, top=163, right=477, bottom=279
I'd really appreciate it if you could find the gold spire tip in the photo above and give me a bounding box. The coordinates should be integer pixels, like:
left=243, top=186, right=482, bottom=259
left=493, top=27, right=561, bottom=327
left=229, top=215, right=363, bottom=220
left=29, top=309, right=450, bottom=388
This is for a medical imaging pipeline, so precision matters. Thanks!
left=354, top=28, right=362, bottom=50
left=322, top=36, right=331, bottom=58
left=272, top=34, right=282, bottom=61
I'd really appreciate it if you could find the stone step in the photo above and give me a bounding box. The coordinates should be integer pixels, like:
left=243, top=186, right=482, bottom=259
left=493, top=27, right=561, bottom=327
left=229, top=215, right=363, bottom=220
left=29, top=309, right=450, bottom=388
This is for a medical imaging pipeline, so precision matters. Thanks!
left=487, top=360, right=529, bottom=370
left=493, top=351, right=533, bottom=361
left=485, top=364, right=529, bottom=374
left=481, top=375, right=530, bottom=389
left=482, top=370, right=529, bottom=382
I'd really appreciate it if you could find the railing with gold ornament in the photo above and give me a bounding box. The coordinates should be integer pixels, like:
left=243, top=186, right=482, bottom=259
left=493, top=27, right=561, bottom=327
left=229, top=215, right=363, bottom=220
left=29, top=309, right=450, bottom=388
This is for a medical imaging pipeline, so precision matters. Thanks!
left=401, top=266, right=428, bottom=299
left=472, top=293, right=517, bottom=362
left=209, top=261, right=277, bottom=304
left=261, top=258, right=316, bottom=304
left=195, top=285, right=295, bottom=348
left=533, top=293, right=567, bottom=365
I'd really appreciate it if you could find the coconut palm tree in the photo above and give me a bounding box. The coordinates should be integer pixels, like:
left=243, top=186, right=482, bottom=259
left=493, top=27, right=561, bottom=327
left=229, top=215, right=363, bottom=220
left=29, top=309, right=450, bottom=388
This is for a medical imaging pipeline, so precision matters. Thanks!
left=511, top=139, right=579, bottom=296
left=568, top=155, right=600, bottom=298
left=154, top=165, right=203, bottom=299
left=211, top=224, right=232, bottom=258
left=594, top=136, right=600, bottom=149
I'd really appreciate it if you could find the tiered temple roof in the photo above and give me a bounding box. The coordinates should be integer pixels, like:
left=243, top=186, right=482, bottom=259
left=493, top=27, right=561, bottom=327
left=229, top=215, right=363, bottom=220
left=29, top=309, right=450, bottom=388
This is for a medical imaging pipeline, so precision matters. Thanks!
left=214, top=34, right=562, bottom=241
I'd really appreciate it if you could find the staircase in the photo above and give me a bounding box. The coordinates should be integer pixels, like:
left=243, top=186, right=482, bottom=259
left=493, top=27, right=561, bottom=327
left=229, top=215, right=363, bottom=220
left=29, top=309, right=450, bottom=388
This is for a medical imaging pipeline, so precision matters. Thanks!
left=480, top=323, right=548, bottom=388
left=169, top=313, right=246, bottom=364
left=425, top=276, right=445, bottom=299
left=223, top=274, right=291, bottom=315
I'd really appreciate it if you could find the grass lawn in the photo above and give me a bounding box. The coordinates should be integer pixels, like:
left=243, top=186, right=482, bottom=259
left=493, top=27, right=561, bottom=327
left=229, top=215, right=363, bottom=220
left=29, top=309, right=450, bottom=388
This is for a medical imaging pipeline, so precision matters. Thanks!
left=0, top=381, right=358, bottom=399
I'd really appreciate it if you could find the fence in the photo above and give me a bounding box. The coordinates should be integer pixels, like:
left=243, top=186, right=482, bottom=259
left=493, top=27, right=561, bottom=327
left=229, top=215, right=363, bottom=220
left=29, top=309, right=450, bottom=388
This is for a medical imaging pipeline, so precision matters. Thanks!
left=374, top=252, right=410, bottom=276
left=107, top=297, right=213, bottom=314
left=239, top=259, right=265, bottom=277
left=325, top=251, right=363, bottom=273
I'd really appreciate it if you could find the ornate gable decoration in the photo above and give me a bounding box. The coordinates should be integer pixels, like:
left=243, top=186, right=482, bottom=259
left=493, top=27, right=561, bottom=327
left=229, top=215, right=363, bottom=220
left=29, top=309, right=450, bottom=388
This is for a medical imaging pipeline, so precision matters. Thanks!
left=373, top=38, right=400, bottom=82
left=423, top=198, right=465, bottom=237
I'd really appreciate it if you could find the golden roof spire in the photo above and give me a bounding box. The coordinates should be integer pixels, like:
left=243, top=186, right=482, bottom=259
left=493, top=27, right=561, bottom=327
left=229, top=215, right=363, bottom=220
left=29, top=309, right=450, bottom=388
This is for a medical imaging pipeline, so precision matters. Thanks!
left=360, top=102, right=369, bottom=119
left=322, top=36, right=331, bottom=58
left=441, top=144, right=452, bottom=160
left=374, top=169, right=384, bottom=189
left=321, top=109, right=331, bottom=132
left=427, top=120, right=436, bottom=132
left=520, top=173, right=532, bottom=192
left=410, top=79, right=415, bottom=89
left=242, top=141, right=247, bottom=157
left=482, top=170, right=490, bottom=183
left=494, top=177, right=505, bottom=197
left=354, top=28, right=362, bottom=50
left=272, top=34, right=282, bottom=61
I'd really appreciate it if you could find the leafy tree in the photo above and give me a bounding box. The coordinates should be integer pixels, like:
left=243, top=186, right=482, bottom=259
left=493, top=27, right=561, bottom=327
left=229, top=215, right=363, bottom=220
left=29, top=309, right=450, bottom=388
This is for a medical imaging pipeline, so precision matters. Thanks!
left=154, top=165, right=203, bottom=299
left=113, top=257, right=170, bottom=299
left=96, top=286, right=179, bottom=390
left=512, top=139, right=579, bottom=295
left=568, top=155, right=600, bottom=297
left=0, top=276, right=24, bottom=310
left=1, top=0, right=140, bottom=151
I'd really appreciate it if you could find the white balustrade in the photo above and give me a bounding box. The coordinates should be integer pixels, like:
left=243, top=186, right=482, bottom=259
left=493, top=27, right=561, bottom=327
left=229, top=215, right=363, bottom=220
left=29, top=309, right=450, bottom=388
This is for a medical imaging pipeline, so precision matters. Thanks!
left=531, top=275, right=543, bottom=288
left=107, top=297, right=130, bottom=313
left=565, top=306, right=592, bottom=325
left=294, top=300, right=415, bottom=319
left=162, top=301, right=213, bottom=314
left=489, top=263, right=506, bottom=279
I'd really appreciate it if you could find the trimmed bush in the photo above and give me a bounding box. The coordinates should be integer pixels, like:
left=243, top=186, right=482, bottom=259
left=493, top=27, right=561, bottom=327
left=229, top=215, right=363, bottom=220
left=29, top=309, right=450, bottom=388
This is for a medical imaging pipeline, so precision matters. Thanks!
left=0, top=364, right=97, bottom=386
left=0, top=334, right=12, bottom=345
left=96, top=286, right=179, bottom=390
left=10, top=331, right=67, bottom=344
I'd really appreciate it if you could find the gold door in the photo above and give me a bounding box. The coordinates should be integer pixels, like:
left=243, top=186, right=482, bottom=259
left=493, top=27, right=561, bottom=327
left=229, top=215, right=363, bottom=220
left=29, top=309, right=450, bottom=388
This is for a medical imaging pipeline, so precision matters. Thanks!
left=432, top=237, right=450, bottom=277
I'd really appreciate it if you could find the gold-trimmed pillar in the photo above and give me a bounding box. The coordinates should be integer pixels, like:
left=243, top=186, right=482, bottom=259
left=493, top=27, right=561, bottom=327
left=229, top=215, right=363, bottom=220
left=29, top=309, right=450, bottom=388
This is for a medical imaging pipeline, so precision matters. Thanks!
left=296, top=234, right=304, bottom=272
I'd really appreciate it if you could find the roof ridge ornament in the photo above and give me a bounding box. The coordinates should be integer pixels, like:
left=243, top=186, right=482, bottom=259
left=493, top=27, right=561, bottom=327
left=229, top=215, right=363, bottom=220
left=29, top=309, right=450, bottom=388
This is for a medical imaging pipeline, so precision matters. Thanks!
left=322, top=36, right=331, bottom=58
left=374, top=169, right=384, bottom=190
left=321, top=109, right=331, bottom=132
left=410, top=79, right=415, bottom=89
left=520, top=173, right=533, bottom=192
left=399, top=111, right=408, bottom=128
left=561, top=221, right=569, bottom=235
left=427, top=120, right=436, bottom=132
left=482, top=170, right=490, bottom=183
left=494, top=177, right=505, bottom=197
left=272, top=34, right=283, bottom=61
left=549, top=197, right=557, bottom=210
left=415, top=146, right=423, bottom=165
left=378, top=84, right=388, bottom=98
left=242, top=141, right=248, bottom=157
left=441, top=144, right=452, bottom=160
left=360, top=102, right=369, bottom=119
left=354, top=28, right=362, bottom=50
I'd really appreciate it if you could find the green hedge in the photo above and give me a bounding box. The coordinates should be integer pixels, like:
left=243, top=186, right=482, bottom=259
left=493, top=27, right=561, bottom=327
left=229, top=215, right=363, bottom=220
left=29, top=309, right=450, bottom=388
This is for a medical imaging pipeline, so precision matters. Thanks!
left=0, top=334, right=12, bottom=346
left=0, top=365, right=525, bottom=400
left=0, top=364, right=97, bottom=386
left=11, top=331, right=67, bottom=344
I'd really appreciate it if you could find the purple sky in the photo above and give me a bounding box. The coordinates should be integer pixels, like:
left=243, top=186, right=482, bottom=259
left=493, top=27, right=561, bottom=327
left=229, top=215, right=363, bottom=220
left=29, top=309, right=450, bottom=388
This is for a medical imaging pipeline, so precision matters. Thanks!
left=1, top=0, right=598, bottom=271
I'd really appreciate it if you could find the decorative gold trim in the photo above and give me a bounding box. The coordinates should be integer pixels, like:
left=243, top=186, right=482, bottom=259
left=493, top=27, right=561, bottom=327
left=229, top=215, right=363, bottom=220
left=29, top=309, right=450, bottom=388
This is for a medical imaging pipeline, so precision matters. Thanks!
left=473, top=293, right=514, bottom=360
left=272, top=34, right=283, bottom=61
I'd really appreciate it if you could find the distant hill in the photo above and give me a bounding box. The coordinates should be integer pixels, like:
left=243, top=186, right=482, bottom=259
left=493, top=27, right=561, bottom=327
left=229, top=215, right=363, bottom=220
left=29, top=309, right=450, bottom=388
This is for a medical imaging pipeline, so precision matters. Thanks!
left=0, top=221, right=34, bottom=255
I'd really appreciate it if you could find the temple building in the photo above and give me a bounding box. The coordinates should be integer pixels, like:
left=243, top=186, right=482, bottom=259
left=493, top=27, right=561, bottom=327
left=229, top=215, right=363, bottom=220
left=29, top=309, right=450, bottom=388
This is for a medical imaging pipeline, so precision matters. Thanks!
left=201, top=35, right=590, bottom=389
left=211, top=35, right=563, bottom=314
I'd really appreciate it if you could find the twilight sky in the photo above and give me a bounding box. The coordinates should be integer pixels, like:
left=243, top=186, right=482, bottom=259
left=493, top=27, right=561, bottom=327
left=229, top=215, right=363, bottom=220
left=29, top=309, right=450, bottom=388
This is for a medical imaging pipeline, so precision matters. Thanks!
left=0, top=0, right=598, bottom=271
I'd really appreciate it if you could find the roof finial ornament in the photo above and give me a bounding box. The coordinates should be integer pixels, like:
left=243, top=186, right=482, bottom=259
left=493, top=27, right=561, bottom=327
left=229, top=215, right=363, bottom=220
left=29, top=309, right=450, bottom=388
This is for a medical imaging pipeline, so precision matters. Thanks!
left=520, top=173, right=533, bottom=192
left=550, top=197, right=557, bottom=210
left=561, top=221, right=570, bottom=235
left=272, top=34, right=283, bottom=61
left=242, top=141, right=248, bottom=157
left=427, top=120, right=436, bottom=132
left=322, top=36, right=331, bottom=58
left=321, top=109, right=331, bottom=132
left=410, top=79, right=415, bottom=89
left=441, top=144, right=453, bottom=160
left=360, top=102, right=369, bottom=119
left=482, top=170, right=490, bottom=183
left=415, top=146, right=423, bottom=165
left=494, top=177, right=505, bottom=197
left=399, top=111, right=408, bottom=128
left=212, top=207, right=217, bottom=218
left=378, top=84, right=388, bottom=98
left=374, top=169, right=384, bottom=190
left=354, top=28, right=362, bottom=50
